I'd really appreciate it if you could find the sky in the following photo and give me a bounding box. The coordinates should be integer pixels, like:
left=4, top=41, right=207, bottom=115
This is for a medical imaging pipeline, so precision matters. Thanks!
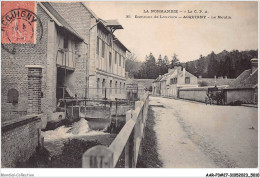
left=86, top=1, right=258, bottom=62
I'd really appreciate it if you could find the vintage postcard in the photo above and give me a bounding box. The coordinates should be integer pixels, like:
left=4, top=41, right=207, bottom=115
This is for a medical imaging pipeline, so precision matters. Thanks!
left=1, top=1, right=258, bottom=177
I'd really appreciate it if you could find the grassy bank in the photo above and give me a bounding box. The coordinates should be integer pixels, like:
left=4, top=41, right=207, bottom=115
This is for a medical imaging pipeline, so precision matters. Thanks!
left=136, top=106, right=162, bottom=168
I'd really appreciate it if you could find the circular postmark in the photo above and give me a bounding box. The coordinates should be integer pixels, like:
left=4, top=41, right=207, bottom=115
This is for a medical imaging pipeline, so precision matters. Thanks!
left=1, top=8, right=43, bottom=54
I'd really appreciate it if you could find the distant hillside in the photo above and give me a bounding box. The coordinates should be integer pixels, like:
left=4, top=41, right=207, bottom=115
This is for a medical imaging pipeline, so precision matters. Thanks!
left=184, top=50, right=258, bottom=78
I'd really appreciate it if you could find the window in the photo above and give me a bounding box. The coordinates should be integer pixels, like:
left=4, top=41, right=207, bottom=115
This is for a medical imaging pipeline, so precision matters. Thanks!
left=115, top=81, right=118, bottom=94
left=102, top=40, right=105, bottom=58
left=120, top=82, right=122, bottom=94
left=96, top=37, right=99, bottom=55
left=7, top=88, right=19, bottom=104
left=102, top=79, right=106, bottom=94
left=108, top=36, right=112, bottom=46
left=119, top=55, right=121, bottom=66
left=115, top=52, right=117, bottom=64
left=64, top=37, right=68, bottom=49
left=109, top=52, right=112, bottom=70
left=170, top=78, right=178, bottom=84
left=122, top=58, right=125, bottom=68
left=185, top=77, right=190, bottom=84
left=110, top=80, right=112, bottom=94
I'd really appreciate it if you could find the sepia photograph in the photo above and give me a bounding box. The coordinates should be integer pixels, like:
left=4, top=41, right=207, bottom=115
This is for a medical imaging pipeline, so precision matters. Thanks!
left=1, top=0, right=259, bottom=177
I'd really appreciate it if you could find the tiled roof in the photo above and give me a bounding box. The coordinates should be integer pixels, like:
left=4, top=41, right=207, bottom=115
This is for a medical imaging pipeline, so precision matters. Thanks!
left=153, top=75, right=164, bottom=82
left=229, top=69, right=258, bottom=88
left=185, top=71, right=195, bottom=77
left=154, top=68, right=197, bottom=82
left=160, top=70, right=175, bottom=81
left=198, top=78, right=235, bottom=86
left=40, top=2, right=84, bottom=40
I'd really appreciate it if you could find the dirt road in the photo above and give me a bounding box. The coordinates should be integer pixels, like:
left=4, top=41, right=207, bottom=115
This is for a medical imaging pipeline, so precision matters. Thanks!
left=150, top=96, right=258, bottom=168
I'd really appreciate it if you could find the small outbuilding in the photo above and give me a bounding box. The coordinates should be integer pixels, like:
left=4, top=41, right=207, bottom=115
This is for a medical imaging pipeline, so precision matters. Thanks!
left=223, top=58, right=258, bottom=105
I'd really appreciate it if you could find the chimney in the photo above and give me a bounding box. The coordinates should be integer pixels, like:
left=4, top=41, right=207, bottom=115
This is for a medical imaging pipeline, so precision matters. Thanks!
left=183, top=67, right=186, bottom=76
left=251, top=58, right=258, bottom=74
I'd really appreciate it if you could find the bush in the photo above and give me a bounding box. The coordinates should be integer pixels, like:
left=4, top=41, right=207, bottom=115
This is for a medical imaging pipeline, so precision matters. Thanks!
left=50, top=139, right=101, bottom=168
left=229, top=100, right=243, bottom=106
left=16, top=139, right=101, bottom=168
left=198, top=81, right=208, bottom=87
left=16, top=147, right=51, bottom=168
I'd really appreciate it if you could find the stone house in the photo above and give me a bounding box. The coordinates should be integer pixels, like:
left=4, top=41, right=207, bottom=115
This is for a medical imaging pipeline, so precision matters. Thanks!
left=91, top=19, right=129, bottom=99
left=1, top=2, right=129, bottom=122
left=223, top=58, right=258, bottom=104
left=152, top=66, right=198, bottom=97
left=152, top=75, right=164, bottom=96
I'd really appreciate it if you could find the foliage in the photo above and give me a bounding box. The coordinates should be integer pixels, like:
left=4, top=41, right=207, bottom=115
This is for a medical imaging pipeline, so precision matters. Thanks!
left=135, top=53, right=159, bottom=79
left=137, top=107, right=162, bottom=168
left=185, top=50, right=258, bottom=78
left=198, top=81, right=208, bottom=87
left=125, top=49, right=258, bottom=79
left=16, top=139, right=101, bottom=168
left=169, top=53, right=180, bottom=69
left=125, top=52, right=142, bottom=78
left=50, top=139, right=101, bottom=168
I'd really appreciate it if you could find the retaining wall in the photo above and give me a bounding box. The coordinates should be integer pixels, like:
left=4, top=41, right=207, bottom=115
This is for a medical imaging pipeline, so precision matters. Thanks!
left=1, top=115, right=41, bottom=168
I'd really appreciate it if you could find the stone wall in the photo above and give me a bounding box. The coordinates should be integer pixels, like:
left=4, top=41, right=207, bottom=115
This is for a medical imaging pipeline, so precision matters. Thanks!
left=1, top=115, right=41, bottom=168
left=225, top=89, right=255, bottom=104
left=179, top=87, right=256, bottom=104
left=179, top=87, right=208, bottom=102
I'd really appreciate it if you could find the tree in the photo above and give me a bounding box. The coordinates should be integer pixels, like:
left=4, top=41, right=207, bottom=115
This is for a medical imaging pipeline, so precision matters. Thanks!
left=196, top=55, right=206, bottom=77
left=207, top=51, right=218, bottom=78
left=125, top=52, right=142, bottom=78
left=157, top=54, right=162, bottom=65
left=169, top=53, right=180, bottom=68
left=157, top=55, right=168, bottom=75
left=163, top=55, right=170, bottom=66
left=138, top=53, right=158, bottom=79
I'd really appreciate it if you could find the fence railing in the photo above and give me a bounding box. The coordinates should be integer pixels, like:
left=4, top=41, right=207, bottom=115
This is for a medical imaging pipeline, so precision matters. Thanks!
left=87, top=87, right=127, bottom=99
left=82, top=93, right=149, bottom=168
left=58, top=98, right=136, bottom=121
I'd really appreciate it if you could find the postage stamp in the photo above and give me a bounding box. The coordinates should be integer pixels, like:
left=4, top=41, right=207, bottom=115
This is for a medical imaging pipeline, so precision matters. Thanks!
left=1, top=1, right=39, bottom=44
